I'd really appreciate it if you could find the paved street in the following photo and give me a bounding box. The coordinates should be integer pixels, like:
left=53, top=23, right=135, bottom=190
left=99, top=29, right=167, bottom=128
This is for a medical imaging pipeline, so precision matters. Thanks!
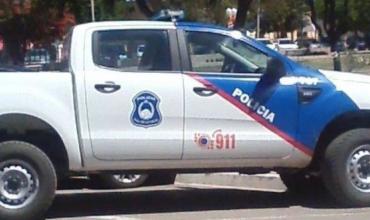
left=46, top=175, right=370, bottom=220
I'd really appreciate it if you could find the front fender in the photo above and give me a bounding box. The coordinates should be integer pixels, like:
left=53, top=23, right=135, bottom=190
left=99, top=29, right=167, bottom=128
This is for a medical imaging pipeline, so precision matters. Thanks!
left=297, top=83, right=359, bottom=151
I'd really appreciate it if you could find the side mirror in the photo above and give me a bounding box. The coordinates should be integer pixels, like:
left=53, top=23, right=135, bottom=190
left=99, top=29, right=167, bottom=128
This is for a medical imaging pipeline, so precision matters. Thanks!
left=264, top=57, right=286, bottom=83
left=253, top=58, right=286, bottom=104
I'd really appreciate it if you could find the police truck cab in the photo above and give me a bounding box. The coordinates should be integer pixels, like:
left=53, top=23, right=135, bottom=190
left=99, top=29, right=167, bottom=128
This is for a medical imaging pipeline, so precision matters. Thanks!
left=1, top=21, right=370, bottom=219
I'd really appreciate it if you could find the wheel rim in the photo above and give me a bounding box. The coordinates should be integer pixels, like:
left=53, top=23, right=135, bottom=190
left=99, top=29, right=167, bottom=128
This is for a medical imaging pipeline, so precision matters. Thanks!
left=347, top=145, right=370, bottom=192
left=113, top=174, right=142, bottom=184
left=0, top=160, right=39, bottom=209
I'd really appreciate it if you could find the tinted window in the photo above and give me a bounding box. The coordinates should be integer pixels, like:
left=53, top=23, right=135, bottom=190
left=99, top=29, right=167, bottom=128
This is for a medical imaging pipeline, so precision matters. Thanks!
left=93, top=30, right=172, bottom=71
left=185, top=31, right=268, bottom=74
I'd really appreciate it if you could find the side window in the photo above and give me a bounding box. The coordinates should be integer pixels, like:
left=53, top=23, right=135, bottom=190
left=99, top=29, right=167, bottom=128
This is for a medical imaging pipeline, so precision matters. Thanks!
left=185, top=31, right=268, bottom=74
left=93, top=30, right=172, bottom=71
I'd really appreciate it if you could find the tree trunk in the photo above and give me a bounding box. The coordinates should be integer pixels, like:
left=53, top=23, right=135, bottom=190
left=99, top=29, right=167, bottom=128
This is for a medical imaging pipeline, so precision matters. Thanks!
left=337, top=0, right=349, bottom=35
left=208, top=0, right=218, bottom=7
left=325, top=0, right=350, bottom=51
left=136, top=0, right=155, bottom=18
left=234, top=0, right=253, bottom=30
left=149, top=0, right=163, bottom=11
left=323, top=0, right=339, bottom=50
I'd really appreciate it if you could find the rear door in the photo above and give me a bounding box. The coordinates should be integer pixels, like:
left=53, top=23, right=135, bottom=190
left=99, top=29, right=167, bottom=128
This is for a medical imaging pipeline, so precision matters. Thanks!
left=84, top=27, right=184, bottom=161
left=179, top=29, right=301, bottom=160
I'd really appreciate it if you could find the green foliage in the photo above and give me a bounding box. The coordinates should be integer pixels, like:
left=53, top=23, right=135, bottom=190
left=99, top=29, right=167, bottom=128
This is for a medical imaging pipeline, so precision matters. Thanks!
left=158, top=0, right=235, bottom=24
left=315, top=0, right=370, bottom=34
left=348, top=0, right=370, bottom=32
left=94, top=0, right=136, bottom=21
left=247, top=0, right=309, bottom=35
left=1, top=0, right=370, bottom=46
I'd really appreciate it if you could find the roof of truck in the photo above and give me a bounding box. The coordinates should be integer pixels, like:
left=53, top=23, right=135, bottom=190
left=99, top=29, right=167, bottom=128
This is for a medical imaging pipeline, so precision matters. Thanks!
left=75, top=21, right=176, bottom=30
left=75, top=21, right=228, bottom=32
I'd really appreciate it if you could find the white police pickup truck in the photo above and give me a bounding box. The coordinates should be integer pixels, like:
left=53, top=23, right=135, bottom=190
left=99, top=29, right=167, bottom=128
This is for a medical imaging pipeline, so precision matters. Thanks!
left=1, top=21, right=370, bottom=219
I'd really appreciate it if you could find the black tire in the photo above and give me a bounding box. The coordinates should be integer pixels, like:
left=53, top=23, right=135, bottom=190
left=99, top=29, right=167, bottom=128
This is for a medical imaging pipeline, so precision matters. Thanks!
left=145, top=173, right=177, bottom=186
left=0, top=141, right=57, bottom=220
left=279, top=172, right=325, bottom=194
left=322, top=128, right=370, bottom=206
left=90, top=173, right=149, bottom=189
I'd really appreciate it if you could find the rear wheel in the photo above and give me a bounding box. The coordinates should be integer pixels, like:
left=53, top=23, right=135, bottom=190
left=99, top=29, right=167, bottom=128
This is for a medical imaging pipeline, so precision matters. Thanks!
left=322, top=129, right=370, bottom=206
left=145, top=173, right=177, bottom=186
left=0, top=141, right=57, bottom=220
left=90, top=174, right=148, bottom=189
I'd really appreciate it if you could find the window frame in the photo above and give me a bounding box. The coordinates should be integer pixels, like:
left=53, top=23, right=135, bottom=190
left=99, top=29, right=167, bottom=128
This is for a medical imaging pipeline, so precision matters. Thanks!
left=59, top=28, right=73, bottom=72
left=178, top=29, right=270, bottom=78
left=91, top=28, right=181, bottom=73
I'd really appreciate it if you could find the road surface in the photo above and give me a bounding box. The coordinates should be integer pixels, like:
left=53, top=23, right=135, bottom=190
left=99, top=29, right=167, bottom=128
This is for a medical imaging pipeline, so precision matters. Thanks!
left=46, top=176, right=370, bottom=220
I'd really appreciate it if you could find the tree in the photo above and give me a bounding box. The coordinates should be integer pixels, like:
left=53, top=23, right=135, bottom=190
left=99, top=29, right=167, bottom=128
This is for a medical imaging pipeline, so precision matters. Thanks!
left=234, top=0, right=253, bottom=30
left=135, top=0, right=236, bottom=25
left=0, top=0, right=37, bottom=64
left=249, top=0, right=308, bottom=37
left=347, top=0, right=370, bottom=33
left=313, top=0, right=351, bottom=50
left=323, top=0, right=342, bottom=49
left=0, top=0, right=88, bottom=64
left=135, top=0, right=163, bottom=18
left=136, top=0, right=155, bottom=17
left=303, top=0, right=370, bottom=48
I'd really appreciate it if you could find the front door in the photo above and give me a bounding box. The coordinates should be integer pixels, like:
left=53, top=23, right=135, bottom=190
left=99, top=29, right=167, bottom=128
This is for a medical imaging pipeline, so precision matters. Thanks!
left=181, top=30, right=303, bottom=160
left=85, top=28, right=184, bottom=160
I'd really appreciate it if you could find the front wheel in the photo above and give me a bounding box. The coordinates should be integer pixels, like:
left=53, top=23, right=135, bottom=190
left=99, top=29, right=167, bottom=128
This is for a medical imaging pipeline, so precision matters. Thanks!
left=0, top=141, right=57, bottom=220
left=279, top=172, right=324, bottom=194
left=322, top=129, right=370, bottom=206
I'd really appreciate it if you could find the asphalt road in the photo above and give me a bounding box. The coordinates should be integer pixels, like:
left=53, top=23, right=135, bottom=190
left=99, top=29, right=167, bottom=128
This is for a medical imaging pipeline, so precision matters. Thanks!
left=46, top=177, right=370, bottom=220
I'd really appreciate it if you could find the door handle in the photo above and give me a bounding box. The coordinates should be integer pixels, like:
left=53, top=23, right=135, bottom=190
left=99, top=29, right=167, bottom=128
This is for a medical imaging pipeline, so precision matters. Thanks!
left=193, top=86, right=218, bottom=97
left=95, top=82, right=121, bottom=94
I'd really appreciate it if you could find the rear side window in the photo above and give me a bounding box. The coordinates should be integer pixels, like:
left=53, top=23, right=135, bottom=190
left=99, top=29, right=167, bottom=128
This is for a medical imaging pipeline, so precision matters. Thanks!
left=92, top=30, right=172, bottom=71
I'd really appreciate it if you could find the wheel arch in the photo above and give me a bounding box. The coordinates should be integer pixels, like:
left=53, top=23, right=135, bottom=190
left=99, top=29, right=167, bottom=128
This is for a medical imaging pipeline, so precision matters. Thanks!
left=311, top=110, right=370, bottom=169
left=0, top=113, right=70, bottom=178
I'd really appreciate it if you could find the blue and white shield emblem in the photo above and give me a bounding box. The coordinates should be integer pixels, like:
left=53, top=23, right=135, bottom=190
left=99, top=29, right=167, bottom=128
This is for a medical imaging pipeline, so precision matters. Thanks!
left=131, top=91, right=162, bottom=128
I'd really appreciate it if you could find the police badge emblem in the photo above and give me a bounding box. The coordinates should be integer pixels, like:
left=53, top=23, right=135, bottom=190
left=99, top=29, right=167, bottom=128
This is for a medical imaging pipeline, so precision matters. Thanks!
left=131, top=91, right=162, bottom=128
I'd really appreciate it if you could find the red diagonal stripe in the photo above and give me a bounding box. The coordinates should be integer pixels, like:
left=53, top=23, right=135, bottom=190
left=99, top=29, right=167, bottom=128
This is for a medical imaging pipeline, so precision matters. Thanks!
left=187, top=72, right=313, bottom=157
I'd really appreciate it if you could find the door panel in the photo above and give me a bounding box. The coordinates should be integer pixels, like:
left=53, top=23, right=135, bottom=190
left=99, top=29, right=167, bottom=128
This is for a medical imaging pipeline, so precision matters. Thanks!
left=182, top=30, right=300, bottom=160
left=183, top=73, right=298, bottom=159
left=85, top=29, right=184, bottom=161
left=86, top=71, right=184, bottom=160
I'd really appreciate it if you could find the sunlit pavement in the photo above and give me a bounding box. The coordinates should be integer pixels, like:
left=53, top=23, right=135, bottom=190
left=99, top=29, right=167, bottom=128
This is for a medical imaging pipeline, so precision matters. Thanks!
left=47, top=175, right=370, bottom=220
